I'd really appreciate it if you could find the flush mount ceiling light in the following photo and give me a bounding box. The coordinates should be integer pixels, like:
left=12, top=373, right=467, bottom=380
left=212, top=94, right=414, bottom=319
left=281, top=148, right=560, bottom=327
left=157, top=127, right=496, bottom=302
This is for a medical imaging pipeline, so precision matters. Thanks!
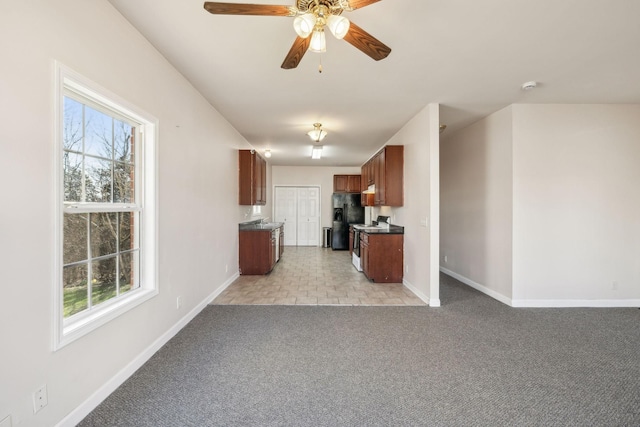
left=264, top=149, right=272, bottom=158
left=521, top=81, right=538, bottom=91
left=311, top=145, right=323, bottom=159
left=307, top=123, right=327, bottom=142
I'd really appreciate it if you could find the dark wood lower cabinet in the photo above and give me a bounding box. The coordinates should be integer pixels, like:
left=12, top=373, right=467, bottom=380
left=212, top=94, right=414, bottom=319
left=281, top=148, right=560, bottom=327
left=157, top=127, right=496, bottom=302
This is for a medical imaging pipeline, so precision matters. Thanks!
left=361, top=232, right=403, bottom=283
left=239, top=228, right=280, bottom=275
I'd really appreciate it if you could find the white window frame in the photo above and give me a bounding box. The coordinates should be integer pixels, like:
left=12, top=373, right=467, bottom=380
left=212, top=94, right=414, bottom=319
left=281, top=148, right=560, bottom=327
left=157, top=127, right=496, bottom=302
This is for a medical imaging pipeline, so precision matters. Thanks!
left=53, top=63, right=158, bottom=350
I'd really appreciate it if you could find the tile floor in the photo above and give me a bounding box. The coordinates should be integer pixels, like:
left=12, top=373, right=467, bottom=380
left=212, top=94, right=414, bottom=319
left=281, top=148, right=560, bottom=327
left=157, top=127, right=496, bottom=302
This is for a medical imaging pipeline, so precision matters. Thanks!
left=212, top=246, right=426, bottom=306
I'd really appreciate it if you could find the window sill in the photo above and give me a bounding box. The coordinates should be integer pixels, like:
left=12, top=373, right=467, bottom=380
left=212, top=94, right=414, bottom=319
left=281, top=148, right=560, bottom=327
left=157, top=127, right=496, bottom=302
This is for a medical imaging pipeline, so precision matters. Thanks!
left=55, top=287, right=158, bottom=350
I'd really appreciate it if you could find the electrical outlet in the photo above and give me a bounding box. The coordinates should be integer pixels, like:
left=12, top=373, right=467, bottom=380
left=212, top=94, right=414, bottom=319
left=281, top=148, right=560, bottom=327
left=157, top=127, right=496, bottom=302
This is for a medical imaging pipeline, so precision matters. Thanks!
left=225, top=264, right=228, bottom=273
left=444, top=255, right=448, bottom=263
left=612, top=281, right=618, bottom=291
left=176, top=296, right=182, bottom=309
left=33, top=385, right=47, bottom=413
left=0, top=415, right=12, bottom=427
left=405, top=265, right=409, bottom=273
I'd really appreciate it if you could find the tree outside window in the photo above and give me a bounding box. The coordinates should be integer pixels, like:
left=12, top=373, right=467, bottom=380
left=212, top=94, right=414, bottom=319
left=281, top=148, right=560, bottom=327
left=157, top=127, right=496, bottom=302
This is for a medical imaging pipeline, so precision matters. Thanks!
left=62, top=96, right=139, bottom=318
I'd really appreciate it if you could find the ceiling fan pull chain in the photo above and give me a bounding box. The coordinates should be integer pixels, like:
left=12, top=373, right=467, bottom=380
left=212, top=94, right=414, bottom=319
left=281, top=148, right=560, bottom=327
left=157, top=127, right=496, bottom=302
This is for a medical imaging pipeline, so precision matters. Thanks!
left=319, top=54, right=323, bottom=73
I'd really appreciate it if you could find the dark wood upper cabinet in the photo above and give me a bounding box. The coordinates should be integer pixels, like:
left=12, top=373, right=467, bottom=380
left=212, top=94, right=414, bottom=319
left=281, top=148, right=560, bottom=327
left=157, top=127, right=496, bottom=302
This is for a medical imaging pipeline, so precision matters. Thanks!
left=333, top=174, right=361, bottom=193
left=239, top=149, right=266, bottom=205
left=360, top=145, right=403, bottom=207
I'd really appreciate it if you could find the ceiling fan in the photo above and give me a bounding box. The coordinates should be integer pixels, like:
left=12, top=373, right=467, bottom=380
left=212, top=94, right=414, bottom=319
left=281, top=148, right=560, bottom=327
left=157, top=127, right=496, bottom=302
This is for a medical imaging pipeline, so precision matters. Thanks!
left=203, top=0, right=391, bottom=69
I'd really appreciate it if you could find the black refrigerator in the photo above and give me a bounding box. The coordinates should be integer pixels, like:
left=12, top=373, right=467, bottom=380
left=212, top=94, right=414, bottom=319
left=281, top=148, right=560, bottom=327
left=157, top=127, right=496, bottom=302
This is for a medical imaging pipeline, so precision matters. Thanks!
left=331, top=193, right=365, bottom=250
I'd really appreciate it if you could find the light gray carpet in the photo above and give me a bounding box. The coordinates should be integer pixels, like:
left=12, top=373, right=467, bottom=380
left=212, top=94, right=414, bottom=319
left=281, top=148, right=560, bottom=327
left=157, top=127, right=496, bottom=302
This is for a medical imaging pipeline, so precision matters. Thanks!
left=79, top=276, right=640, bottom=426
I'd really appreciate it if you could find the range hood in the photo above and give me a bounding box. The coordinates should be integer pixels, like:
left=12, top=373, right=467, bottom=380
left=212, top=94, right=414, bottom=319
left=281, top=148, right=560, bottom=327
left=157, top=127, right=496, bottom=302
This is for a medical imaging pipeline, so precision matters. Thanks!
left=362, top=184, right=375, bottom=194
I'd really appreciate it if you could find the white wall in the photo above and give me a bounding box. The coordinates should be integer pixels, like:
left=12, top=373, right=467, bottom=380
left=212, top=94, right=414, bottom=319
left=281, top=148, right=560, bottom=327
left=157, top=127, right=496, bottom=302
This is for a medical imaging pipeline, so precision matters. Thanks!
left=271, top=166, right=361, bottom=230
left=440, top=106, right=514, bottom=302
left=384, top=104, right=440, bottom=305
left=512, top=104, right=640, bottom=306
left=0, top=1, right=250, bottom=425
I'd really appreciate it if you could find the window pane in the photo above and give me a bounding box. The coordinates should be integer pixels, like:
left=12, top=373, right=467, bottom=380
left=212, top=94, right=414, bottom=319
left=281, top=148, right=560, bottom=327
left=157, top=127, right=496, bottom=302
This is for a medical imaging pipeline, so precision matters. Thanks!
left=63, top=263, right=88, bottom=318
left=64, top=213, right=88, bottom=264
left=119, top=251, right=139, bottom=294
left=85, top=156, right=113, bottom=202
left=63, top=97, right=83, bottom=152
left=84, top=106, right=113, bottom=159
left=90, top=212, right=118, bottom=258
left=63, top=151, right=83, bottom=202
left=119, top=212, right=134, bottom=252
left=114, top=120, right=133, bottom=163
left=91, top=257, right=117, bottom=306
left=114, top=161, right=134, bottom=203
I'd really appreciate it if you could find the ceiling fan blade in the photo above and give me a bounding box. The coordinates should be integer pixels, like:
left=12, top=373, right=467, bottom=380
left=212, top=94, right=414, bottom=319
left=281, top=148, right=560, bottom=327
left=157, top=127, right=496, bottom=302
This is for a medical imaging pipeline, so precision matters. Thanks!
left=281, top=36, right=311, bottom=69
left=347, top=0, right=381, bottom=10
left=203, top=2, right=294, bottom=16
left=343, top=21, right=391, bottom=61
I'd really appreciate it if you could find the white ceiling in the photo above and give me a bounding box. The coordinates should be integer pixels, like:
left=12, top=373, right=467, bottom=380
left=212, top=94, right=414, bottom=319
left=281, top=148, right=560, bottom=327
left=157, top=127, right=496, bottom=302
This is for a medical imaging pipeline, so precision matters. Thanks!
left=108, top=0, right=640, bottom=166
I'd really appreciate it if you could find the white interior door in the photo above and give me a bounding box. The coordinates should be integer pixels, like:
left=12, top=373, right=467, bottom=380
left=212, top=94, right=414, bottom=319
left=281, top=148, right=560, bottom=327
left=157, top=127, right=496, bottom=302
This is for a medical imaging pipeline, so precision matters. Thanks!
left=297, top=187, right=320, bottom=246
left=274, top=186, right=320, bottom=246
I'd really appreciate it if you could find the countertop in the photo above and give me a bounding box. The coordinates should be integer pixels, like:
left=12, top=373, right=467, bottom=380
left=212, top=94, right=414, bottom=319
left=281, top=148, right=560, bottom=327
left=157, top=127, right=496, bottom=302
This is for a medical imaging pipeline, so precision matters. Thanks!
left=239, top=219, right=284, bottom=231
left=352, top=224, right=404, bottom=235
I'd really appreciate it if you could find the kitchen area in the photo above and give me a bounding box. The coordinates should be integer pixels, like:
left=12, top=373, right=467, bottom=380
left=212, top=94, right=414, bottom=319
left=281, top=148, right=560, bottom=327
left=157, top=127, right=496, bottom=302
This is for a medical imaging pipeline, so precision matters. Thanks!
left=223, top=145, right=420, bottom=305
left=330, top=145, right=405, bottom=282
left=232, top=146, right=404, bottom=290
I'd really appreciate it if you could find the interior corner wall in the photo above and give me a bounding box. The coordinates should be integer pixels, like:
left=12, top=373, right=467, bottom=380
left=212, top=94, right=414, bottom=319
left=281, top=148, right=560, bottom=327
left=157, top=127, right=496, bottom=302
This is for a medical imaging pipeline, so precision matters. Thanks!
left=440, top=106, right=514, bottom=302
left=512, top=104, right=640, bottom=305
left=0, top=1, right=250, bottom=426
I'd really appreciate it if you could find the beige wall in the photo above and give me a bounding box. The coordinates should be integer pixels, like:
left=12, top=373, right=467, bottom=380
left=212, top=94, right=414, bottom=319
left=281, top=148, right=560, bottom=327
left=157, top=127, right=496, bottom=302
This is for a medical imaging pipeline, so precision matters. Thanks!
left=383, top=104, right=440, bottom=305
left=440, top=106, right=514, bottom=302
left=0, top=1, right=251, bottom=425
left=512, top=104, right=640, bottom=305
left=440, top=103, right=640, bottom=307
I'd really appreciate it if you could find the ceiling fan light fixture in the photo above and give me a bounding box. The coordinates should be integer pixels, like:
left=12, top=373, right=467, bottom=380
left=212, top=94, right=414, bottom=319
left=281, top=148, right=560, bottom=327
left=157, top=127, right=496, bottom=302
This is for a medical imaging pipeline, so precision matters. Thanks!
left=327, top=15, right=350, bottom=39
left=311, top=145, right=323, bottom=160
left=309, top=28, right=326, bottom=53
left=307, top=123, right=327, bottom=142
left=293, top=13, right=316, bottom=38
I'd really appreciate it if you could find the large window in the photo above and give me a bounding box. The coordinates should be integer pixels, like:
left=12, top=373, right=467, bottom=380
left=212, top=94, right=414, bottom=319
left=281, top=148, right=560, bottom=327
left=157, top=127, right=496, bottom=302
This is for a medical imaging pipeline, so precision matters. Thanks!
left=55, top=65, right=157, bottom=348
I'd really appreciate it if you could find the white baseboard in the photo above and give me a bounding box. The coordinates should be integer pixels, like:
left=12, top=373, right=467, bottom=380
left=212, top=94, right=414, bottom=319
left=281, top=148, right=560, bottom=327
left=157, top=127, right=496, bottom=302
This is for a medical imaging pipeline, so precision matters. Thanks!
left=56, top=272, right=239, bottom=427
left=440, top=267, right=640, bottom=308
left=206, top=272, right=240, bottom=304
left=402, top=279, right=435, bottom=306
left=511, top=298, right=640, bottom=308
left=439, top=267, right=513, bottom=306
